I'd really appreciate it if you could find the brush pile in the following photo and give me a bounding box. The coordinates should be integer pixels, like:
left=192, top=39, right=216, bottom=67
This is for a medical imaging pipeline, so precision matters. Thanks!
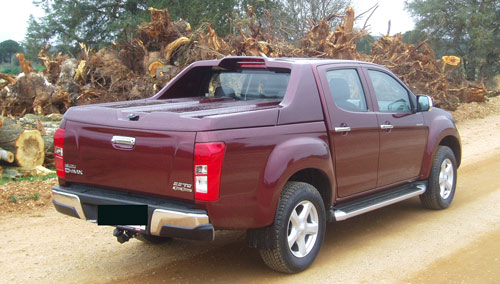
left=368, top=34, right=487, bottom=110
left=0, top=6, right=490, bottom=116
left=0, top=5, right=494, bottom=178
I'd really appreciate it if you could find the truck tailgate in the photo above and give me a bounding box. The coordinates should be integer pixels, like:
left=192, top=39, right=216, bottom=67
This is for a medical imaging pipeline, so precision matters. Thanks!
left=63, top=120, right=195, bottom=201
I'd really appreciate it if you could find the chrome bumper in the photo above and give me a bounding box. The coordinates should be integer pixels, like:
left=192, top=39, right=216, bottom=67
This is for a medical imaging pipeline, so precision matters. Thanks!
left=52, top=189, right=87, bottom=220
left=52, top=188, right=213, bottom=240
left=149, top=209, right=209, bottom=236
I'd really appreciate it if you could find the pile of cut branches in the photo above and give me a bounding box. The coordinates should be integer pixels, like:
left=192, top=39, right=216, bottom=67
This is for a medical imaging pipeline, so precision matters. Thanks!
left=368, top=34, right=486, bottom=110
left=0, top=6, right=491, bottom=117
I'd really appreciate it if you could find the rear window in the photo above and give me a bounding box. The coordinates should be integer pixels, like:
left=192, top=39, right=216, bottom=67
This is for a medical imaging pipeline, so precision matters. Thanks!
left=207, top=70, right=290, bottom=100
left=159, top=67, right=291, bottom=101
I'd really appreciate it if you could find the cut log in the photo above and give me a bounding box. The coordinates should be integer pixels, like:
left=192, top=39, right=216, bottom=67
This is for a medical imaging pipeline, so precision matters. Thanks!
left=15, top=130, right=45, bottom=169
left=14, top=115, right=60, bottom=167
left=148, top=61, right=164, bottom=77
left=0, top=119, right=45, bottom=168
left=0, top=147, right=15, bottom=163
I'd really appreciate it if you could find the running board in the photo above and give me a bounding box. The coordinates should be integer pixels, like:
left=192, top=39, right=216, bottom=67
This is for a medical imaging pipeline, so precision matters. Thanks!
left=331, top=183, right=426, bottom=221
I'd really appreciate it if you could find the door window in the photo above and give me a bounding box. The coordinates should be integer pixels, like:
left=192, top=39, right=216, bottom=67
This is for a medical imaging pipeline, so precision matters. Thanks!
left=326, top=69, right=368, bottom=112
left=368, top=70, right=411, bottom=112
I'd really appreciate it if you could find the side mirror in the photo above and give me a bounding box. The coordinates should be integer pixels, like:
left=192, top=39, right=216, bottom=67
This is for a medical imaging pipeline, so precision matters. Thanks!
left=417, top=95, right=433, bottom=112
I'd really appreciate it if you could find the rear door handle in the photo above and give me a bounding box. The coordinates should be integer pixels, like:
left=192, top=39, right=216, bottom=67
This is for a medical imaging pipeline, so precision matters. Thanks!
left=335, top=127, right=351, bottom=132
left=380, top=124, right=394, bottom=130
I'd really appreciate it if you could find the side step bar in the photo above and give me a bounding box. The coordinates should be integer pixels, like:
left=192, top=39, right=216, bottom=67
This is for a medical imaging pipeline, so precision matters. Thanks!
left=330, top=183, right=426, bottom=221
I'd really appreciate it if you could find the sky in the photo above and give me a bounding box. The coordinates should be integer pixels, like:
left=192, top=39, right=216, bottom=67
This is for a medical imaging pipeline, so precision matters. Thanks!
left=0, top=0, right=415, bottom=44
left=351, top=0, right=415, bottom=36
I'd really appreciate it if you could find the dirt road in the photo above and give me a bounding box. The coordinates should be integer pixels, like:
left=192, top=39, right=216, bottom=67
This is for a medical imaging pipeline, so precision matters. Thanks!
left=2, top=114, right=500, bottom=284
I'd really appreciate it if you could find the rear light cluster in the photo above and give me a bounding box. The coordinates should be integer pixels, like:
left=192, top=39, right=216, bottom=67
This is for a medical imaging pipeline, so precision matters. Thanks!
left=54, top=128, right=66, bottom=179
left=194, top=142, right=226, bottom=201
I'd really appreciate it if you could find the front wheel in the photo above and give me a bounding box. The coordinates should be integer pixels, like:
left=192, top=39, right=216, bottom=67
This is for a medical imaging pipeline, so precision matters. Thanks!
left=259, top=182, right=326, bottom=273
left=420, top=146, right=457, bottom=210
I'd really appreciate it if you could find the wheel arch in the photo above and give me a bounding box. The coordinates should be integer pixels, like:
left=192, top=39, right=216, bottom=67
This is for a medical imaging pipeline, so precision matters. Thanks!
left=248, top=136, right=334, bottom=249
left=248, top=170, right=331, bottom=250
left=439, top=135, right=461, bottom=168
left=420, top=112, right=461, bottom=179
left=287, top=168, right=332, bottom=212
left=261, top=136, right=335, bottom=225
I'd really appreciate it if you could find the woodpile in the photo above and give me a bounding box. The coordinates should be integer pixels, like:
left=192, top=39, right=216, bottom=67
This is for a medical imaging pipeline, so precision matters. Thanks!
left=299, top=7, right=360, bottom=59
left=367, top=34, right=486, bottom=110
left=0, top=114, right=60, bottom=179
left=0, top=5, right=495, bottom=179
left=0, top=6, right=492, bottom=115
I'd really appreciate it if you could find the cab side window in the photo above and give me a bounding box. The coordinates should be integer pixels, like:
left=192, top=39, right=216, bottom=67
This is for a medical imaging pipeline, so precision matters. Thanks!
left=368, top=70, right=411, bottom=112
left=326, top=69, right=368, bottom=112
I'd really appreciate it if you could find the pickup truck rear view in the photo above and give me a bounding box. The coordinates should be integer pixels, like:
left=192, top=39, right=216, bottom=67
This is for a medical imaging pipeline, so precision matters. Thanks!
left=52, top=56, right=461, bottom=273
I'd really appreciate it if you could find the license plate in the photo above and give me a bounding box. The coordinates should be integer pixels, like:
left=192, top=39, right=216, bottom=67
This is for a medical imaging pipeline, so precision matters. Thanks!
left=97, top=205, right=148, bottom=226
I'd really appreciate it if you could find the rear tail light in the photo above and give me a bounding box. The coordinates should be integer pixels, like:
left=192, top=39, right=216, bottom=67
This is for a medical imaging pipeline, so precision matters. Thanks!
left=194, top=142, right=226, bottom=201
left=54, top=128, right=66, bottom=179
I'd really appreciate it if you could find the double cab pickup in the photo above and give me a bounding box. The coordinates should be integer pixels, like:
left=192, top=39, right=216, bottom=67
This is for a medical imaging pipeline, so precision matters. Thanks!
left=52, top=57, right=460, bottom=273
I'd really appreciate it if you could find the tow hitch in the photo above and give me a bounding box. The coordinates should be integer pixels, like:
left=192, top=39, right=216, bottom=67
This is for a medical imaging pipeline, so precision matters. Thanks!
left=113, top=228, right=137, bottom=244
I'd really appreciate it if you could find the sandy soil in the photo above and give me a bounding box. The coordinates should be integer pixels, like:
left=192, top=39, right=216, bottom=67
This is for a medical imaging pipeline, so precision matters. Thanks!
left=1, top=112, right=500, bottom=284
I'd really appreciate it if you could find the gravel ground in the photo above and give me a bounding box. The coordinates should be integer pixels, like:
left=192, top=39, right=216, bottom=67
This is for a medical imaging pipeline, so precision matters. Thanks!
left=1, top=100, right=499, bottom=283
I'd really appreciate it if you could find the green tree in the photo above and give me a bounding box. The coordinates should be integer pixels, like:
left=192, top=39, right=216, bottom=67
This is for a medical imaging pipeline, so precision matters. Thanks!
left=406, top=0, right=500, bottom=80
left=356, top=35, right=375, bottom=54
left=24, top=15, right=51, bottom=62
left=153, top=0, right=238, bottom=35
left=238, top=0, right=351, bottom=42
left=402, top=29, right=427, bottom=45
left=0, top=40, right=23, bottom=64
left=26, top=0, right=153, bottom=57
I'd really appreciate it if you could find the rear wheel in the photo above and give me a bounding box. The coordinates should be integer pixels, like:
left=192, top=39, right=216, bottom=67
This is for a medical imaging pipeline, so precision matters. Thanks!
left=259, top=182, right=326, bottom=273
left=420, top=146, right=457, bottom=210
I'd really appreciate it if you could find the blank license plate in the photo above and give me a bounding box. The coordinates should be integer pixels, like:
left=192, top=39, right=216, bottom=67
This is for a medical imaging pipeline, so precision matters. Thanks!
left=97, top=205, right=148, bottom=226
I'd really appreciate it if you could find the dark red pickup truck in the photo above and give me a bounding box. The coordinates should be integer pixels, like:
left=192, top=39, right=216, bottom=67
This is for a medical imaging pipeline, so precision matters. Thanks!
left=52, top=56, right=460, bottom=273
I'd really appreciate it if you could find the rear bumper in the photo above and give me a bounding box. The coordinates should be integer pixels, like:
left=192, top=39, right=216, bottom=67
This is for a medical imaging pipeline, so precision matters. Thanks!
left=52, top=184, right=214, bottom=241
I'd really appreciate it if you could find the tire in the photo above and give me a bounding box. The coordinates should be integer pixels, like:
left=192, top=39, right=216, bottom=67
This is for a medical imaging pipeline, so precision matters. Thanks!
left=135, top=233, right=172, bottom=244
left=420, top=146, right=457, bottom=210
left=259, top=182, right=326, bottom=273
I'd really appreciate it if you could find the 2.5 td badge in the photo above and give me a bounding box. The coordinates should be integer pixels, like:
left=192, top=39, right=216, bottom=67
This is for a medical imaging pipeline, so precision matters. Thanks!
left=172, top=182, right=192, bottom=192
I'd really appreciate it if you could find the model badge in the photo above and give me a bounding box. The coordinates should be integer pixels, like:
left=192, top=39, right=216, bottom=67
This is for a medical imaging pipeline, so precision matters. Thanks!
left=172, top=182, right=192, bottom=192
left=65, top=164, right=84, bottom=175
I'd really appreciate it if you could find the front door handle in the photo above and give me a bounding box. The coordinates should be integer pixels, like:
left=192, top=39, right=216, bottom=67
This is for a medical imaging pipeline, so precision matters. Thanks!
left=335, top=127, right=351, bottom=132
left=380, top=124, right=394, bottom=130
